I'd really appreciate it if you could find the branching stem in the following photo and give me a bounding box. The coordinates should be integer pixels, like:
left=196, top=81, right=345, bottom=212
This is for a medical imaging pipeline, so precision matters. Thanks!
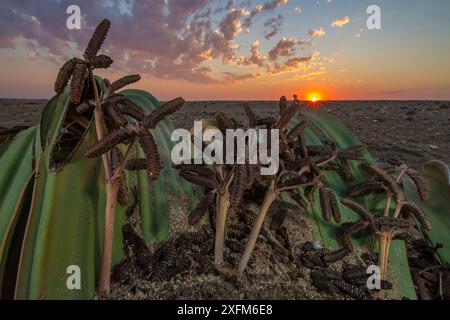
left=392, top=172, right=406, bottom=219
left=378, top=233, right=392, bottom=280
left=98, top=179, right=120, bottom=295
left=239, top=179, right=277, bottom=274
left=379, top=170, right=407, bottom=280
left=215, top=191, right=230, bottom=266
left=213, top=166, right=236, bottom=266
left=90, top=68, right=137, bottom=296
left=383, top=196, right=392, bottom=217
left=89, top=67, right=112, bottom=180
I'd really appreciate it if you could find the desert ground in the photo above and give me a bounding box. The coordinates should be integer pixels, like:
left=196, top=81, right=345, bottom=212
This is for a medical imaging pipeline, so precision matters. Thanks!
left=1, top=99, right=449, bottom=300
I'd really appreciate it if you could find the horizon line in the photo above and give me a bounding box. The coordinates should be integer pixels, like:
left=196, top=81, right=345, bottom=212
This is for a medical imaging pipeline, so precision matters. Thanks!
left=1, top=97, right=449, bottom=102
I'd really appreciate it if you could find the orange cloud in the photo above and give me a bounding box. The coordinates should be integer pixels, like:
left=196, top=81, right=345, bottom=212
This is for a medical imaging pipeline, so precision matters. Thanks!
left=309, top=27, right=326, bottom=37
left=331, top=16, right=350, bottom=27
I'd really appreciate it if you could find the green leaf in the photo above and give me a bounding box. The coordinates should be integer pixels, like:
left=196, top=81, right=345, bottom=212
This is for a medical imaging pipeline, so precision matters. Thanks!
left=14, top=90, right=111, bottom=299
left=0, top=127, right=36, bottom=297
left=404, top=160, right=450, bottom=263
left=0, top=86, right=195, bottom=299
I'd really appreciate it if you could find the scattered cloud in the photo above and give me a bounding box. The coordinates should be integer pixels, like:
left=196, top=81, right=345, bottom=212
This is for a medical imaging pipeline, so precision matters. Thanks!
left=267, top=55, right=313, bottom=74
left=309, top=27, right=326, bottom=37
left=268, top=38, right=308, bottom=60
left=236, top=40, right=265, bottom=67
left=308, top=28, right=326, bottom=38
left=0, top=0, right=332, bottom=85
left=219, top=8, right=250, bottom=41
left=264, top=14, right=284, bottom=40
left=223, top=71, right=260, bottom=83
left=267, top=55, right=314, bottom=74
left=331, top=16, right=350, bottom=27
left=242, top=0, right=289, bottom=31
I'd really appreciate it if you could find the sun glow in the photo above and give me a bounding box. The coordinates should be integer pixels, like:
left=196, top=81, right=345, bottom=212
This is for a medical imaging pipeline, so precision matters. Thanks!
left=306, top=91, right=323, bottom=102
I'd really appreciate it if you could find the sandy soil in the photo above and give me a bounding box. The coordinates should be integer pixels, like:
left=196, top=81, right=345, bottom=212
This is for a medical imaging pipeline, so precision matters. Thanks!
left=110, top=196, right=385, bottom=300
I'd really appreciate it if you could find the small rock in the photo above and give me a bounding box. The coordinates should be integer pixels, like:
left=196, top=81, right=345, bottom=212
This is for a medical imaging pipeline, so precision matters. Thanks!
left=429, top=144, right=439, bottom=150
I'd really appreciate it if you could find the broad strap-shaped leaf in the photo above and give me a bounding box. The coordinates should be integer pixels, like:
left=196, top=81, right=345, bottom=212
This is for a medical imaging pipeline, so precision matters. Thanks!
left=404, top=160, right=450, bottom=262
left=0, top=127, right=36, bottom=297
left=0, top=84, right=195, bottom=299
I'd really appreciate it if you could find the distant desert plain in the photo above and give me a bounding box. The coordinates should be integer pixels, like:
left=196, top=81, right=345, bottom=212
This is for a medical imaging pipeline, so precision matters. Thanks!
left=0, top=99, right=449, bottom=170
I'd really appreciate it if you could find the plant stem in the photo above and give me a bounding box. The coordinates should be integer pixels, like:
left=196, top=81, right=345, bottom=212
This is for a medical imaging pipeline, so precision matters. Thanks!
left=239, top=180, right=277, bottom=274
left=115, top=140, right=137, bottom=178
left=214, top=167, right=235, bottom=266
left=378, top=170, right=405, bottom=281
left=383, top=196, right=392, bottom=217
left=378, top=233, right=392, bottom=280
left=392, top=172, right=406, bottom=218
left=88, top=68, right=117, bottom=295
left=89, top=68, right=112, bottom=180
left=393, top=195, right=404, bottom=219
left=98, top=140, right=137, bottom=295
left=89, top=69, right=138, bottom=295
left=384, top=236, right=392, bottom=279
left=378, top=235, right=386, bottom=280
left=98, top=178, right=120, bottom=295
left=215, top=192, right=230, bottom=266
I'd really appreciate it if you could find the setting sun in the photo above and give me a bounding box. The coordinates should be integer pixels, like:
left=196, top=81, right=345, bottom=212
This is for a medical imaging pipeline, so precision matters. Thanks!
left=305, top=91, right=323, bottom=102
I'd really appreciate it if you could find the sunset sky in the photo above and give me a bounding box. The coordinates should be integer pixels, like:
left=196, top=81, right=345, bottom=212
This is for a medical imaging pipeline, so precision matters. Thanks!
left=0, top=0, right=449, bottom=100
